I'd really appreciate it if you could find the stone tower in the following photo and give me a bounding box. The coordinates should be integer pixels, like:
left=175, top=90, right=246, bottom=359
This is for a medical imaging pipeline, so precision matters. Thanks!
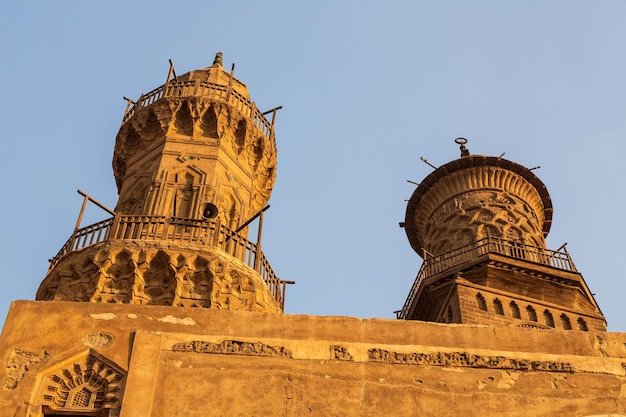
left=398, top=139, right=606, bottom=331
left=36, top=53, right=286, bottom=313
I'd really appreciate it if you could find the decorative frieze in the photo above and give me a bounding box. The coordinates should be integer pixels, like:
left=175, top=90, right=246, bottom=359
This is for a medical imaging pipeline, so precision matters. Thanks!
left=368, top=348, right=573, bottom=372
left=172, top=340, right=292, bottom=358
left=2, top=349, right=49, bottom=389
left=330, top=345, right=352, bottom=361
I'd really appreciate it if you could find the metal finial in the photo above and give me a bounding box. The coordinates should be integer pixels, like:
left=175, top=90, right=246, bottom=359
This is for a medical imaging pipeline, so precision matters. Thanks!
left=213, top=52, right=223, bottom=67
left=455, top=137, right=470, bottom=157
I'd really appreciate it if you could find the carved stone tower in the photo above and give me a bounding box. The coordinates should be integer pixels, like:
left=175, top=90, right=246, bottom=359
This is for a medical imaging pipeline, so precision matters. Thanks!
left=36, top=53, right=286, bottom=312
left=398, top=139, right=606, bottom=331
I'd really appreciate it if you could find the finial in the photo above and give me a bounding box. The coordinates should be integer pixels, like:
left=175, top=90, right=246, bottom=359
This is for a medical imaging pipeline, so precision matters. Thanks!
left=455, top=137, right=470, bottom=157
left=213, top=52, right=223, bottom=67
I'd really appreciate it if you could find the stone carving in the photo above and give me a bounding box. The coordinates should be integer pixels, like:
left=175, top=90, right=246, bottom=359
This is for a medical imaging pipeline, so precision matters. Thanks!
left=38, top=244, right=282, bottom=313
left=31, top=350, right=125, bottom=416
left=81, top=332, right=115, bottom=348
left=175, top=255, right=213, bottom=308
left=112, top=97, right=277, bottom=220
left=93, top=249, right=135, bottom=304
left=330, top=345, right=353, bottom=361
left=368, top=348, right=573, bottom=372
left=200, top=104, right=219, bottom=138
left=172, top=340, right=292, bottom=358
left=3, top=349, right=49, bottom=389
left=423, top=189, right=545, bottom=256
left=140, top=250, right=176, bottom=305
left=174, top=101, right=194, bottom=136
left=405, top=161, right=551, bottom=256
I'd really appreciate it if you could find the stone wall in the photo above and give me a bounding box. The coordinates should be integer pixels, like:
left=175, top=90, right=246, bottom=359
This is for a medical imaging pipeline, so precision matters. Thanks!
left=0, top=301, right=624, bottom=416
left=457, top=282, right=606, bottom=331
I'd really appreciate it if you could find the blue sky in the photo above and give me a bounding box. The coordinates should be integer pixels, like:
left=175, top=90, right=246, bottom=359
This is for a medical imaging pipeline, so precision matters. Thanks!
left=1, top=1, right=625, bottom=331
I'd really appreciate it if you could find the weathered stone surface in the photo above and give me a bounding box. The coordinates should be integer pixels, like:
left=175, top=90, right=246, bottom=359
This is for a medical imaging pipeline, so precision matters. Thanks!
left=113, top=72, right=277, bottom=227
left=405, top=157, right=552, bottom=256
left=0, top=301, right=624, bottom=416
left=37, top=240, right=281, bottom=313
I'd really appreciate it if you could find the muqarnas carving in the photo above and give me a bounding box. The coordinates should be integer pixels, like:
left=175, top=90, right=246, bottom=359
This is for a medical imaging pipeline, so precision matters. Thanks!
left=28, top=350, right=125, bottom=417
left=37, top=245, right=281, bottom=313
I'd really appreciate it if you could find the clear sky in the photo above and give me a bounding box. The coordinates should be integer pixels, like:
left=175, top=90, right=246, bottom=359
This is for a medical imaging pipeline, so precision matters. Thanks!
left=1, top=1, right=625, bottom=331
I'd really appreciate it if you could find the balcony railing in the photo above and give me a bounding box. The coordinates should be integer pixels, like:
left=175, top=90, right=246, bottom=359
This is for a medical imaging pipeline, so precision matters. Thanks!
left=122, top=79, right=274, bottom=142
left=47, top=214, right=286, bottom=308
left=396, top=236, right=577, bottom=320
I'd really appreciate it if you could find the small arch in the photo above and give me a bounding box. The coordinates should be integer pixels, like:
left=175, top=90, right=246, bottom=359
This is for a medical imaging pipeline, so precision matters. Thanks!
left=526, top=305, right=537, bottom=322
left=174, top=102, right=194, bottom=136
left=200, top=105, right=219, bottom=138
left=476, top=293, right=487, bottom=311
left=577, top=318, right=588, bottom=331
left=35, top=351, right=125, bottom=416
left=510, top=301, right=520, bottom=319
left=543, top=310, right=555, bottom=328
left=561, top=314, right=572, bottom=330
left=493, top=298, right=504, bottom=315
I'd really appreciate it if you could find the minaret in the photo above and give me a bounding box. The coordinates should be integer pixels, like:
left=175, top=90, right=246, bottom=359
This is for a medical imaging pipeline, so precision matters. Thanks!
left=36, top=53, right=286, bottom=312
left=398, top=139, right=606, bottom=331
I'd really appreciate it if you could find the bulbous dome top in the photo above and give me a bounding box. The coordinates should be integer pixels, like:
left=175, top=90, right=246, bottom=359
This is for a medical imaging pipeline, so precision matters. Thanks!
left=404, top=150, right=553, bottom=257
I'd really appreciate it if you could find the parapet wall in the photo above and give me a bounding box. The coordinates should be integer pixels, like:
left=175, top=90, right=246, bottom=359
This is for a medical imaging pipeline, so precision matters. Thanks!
left=0, top=301, right=624, bottom=416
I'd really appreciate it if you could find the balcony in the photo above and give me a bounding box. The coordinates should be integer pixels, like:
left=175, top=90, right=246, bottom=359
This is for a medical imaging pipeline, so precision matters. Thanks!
left=47, top=214, right=287, bottom=308
left=122, top=78, right=275, bottom=142
left=396, top=236, right=577, bottom=319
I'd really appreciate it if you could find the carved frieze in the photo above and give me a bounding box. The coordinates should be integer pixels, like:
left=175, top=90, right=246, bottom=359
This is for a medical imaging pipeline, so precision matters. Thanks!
left=2, top=349, right=49, bottom=390
left=368, top=348, right=573, bottom=372
left=172, top=340, right=292, bottom=358
left=330, top=345, right=353, bottom=361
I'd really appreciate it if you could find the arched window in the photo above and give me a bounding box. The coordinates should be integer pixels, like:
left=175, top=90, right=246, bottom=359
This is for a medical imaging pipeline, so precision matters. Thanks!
left=526, top=305, right=537, bottom=322
left=510, top=301, right=520, bottom=319
left=577, top=318, right=588, bottom=331
left=476, top=293, right=487, bottom=311
left=543, top=310, right=555, bottom=328
left=561, top=314, right=572, bottom=330
left=493, top=298, right=504, bottom=315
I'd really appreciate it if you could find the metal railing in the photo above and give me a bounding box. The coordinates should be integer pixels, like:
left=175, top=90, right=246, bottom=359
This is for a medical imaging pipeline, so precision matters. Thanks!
left=396, top=236, right=577, bottom=319
left=47, top=214, right=284, bottom=307
left=122, top=78, right=274, bottom=141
